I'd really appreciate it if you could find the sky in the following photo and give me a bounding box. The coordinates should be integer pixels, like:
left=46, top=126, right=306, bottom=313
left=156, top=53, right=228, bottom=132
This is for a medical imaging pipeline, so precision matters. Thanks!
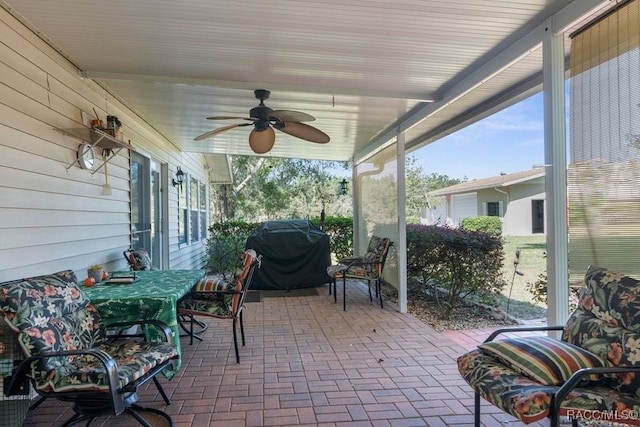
left=412, top=92, right=546, bottom=181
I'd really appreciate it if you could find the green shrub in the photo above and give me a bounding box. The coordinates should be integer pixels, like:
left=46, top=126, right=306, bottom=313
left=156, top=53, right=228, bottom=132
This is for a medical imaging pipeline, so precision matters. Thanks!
left=406, top=224, right=505, bottom=318
left=206, top=221, right=260, bottom=276
left=311, top=216, right=353, bottom=261
left=461, top=216, right=502, bottom=235
left=526, top=273, right=580, bottom=311
left=208, top=217, right=353, bottom=269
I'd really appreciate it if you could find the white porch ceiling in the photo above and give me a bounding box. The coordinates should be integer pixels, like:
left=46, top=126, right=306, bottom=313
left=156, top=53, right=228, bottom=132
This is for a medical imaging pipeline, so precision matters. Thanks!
left=1, top=0, right=613, bottom=170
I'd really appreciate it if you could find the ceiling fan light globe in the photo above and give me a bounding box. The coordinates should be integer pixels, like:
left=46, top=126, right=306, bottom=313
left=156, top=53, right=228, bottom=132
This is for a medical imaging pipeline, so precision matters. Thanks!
left=249, top=127, right=275, bottom=154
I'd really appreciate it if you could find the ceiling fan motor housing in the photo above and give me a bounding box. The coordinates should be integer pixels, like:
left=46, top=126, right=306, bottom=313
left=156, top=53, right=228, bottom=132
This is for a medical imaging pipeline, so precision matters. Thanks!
left=250, top=105, right=274, bottom=131
left=254, top=89, right=270, bottom=101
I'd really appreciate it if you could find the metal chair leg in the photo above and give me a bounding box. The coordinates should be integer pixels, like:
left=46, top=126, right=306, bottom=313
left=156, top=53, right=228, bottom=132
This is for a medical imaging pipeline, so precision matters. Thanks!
left=239, top=308, right=246, bottom=346
left=153, top=375, right=171, bottom=405
left=343, top=276, right=347, bottom=311
left=232, top=320, right=240, bottom=363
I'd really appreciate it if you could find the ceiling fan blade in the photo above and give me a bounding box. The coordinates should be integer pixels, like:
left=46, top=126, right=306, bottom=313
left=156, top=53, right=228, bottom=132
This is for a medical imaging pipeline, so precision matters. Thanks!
left=269, top=110, right=315, bottom=122
left=249, top=127, right=276, bottom=154
left=275, top=122, right=330, bottom=144
left=194, top=123, right=249, bottom=141
left=206, top=116, right=256, bottom=121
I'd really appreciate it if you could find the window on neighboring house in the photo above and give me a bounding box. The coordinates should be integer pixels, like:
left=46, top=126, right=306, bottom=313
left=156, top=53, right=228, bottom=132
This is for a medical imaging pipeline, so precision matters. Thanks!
left=486, top=201, right=503, bottom=217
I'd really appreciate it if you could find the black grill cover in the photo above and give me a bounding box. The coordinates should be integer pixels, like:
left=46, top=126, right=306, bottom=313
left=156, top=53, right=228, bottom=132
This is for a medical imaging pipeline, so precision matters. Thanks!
left=245, top=220, right=331, bottom=290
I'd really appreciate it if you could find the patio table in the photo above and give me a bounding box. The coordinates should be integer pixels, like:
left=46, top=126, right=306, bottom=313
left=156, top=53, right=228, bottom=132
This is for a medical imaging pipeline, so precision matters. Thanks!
left=81, top=269, right=205, bottom=379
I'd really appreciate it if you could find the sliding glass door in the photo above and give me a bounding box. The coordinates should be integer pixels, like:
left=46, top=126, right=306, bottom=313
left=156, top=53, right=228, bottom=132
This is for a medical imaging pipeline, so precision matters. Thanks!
left=131, top=152, right=164, bottom=269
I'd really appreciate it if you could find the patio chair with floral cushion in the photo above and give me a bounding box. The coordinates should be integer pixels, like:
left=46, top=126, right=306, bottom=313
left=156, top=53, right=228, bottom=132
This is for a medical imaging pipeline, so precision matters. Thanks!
left=326, top=236, right=392, bottom=311
left=123, top=248, right=153, bottom=271
left=178, top=249, right=261, bottom=363
left=458, top=265, right=640, bottom=427
left=0, top=270, right=178, bottom=427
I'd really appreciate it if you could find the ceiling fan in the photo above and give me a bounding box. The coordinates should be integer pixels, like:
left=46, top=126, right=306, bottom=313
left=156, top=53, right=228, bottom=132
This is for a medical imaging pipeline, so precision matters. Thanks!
left=194, top=89, right=330, bottom=154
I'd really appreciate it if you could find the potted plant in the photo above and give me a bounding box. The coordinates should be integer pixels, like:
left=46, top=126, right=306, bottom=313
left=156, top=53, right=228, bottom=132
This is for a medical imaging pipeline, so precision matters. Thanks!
left=87, top=264, right=104, bottom=283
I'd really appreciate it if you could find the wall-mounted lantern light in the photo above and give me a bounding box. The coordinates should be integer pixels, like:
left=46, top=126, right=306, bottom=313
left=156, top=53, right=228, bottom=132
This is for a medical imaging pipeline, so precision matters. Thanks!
left=339, top=178, right=349, bottom=195
left=172, top=166, right=185, bottom=189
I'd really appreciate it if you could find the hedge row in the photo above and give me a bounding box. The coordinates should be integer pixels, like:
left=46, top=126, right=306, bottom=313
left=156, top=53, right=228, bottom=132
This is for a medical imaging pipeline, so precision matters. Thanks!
left=208, top=220, right=505, bottom=318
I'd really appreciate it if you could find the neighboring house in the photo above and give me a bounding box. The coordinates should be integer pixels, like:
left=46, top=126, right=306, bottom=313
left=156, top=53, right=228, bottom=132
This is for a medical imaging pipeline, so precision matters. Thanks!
left=424, top=168, right=546, bottom=236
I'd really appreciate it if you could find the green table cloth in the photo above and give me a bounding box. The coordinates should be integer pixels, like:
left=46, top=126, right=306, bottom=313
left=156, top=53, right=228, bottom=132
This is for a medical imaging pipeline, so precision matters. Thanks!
left=81, top=269, right=205, bottom=379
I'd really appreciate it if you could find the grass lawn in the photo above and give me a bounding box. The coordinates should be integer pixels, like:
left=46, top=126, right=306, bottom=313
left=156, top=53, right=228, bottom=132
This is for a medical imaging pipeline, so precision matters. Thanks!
left=496, top=235, right=547, bottom=320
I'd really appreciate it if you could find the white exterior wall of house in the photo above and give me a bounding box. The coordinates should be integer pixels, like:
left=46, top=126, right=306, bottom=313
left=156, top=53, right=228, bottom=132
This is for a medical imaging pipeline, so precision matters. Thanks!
left=0, top=9, right=208, bottom=282
left=450, top=193, right=477, bottom=226
left=474, top=183, right=545, bottom=236
left=422, top=177, right=545, bottom=236
left=503, top=183, right=545, bottom=236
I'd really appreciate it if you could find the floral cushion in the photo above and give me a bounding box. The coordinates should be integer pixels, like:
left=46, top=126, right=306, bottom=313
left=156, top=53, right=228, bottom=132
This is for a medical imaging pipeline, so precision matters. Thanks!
left=178, top=297, right=233, bottom=318
left=478, top=336, right=606, bottom=386
left=127, top=249, right=152, bottom=271
left=31, top=339, right=178, bottom=393
left=563, top=266, right=640, bottom=397
left=333, top=265, right=380, bottom=280
left=0, top=271, right=107, bottom=368
left=179, top=249, right=257, bottom=318
left=0, top=271, right=178, bottom=394
left=458, top=349, right=640, bottom=425
left=326, top=236, right=390, bottom=280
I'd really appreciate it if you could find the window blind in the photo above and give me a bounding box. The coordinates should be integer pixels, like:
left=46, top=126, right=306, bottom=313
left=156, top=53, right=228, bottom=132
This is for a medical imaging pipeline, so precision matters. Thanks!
left=568, top=0, right=640, bottom=283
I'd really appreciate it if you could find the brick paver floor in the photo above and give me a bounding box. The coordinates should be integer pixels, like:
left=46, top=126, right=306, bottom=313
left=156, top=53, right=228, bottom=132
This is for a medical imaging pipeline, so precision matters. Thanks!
left=22, top=281, right=560, bottom=426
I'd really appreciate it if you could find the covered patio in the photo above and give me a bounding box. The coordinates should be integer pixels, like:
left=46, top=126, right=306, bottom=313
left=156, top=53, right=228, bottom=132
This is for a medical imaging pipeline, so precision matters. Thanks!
left=21, top=283, right=545, bottom=427
left=1, top=0, right=636, bottom=425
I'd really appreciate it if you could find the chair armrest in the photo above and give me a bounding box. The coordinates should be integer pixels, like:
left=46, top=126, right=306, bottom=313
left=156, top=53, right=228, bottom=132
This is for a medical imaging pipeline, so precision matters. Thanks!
left=188, top=289, right=238, bottom=296
left=341, top=258, right=380, bottom=269
left=7, top=348, right=122, bottom=411
left=484, top=325, right=565, bottom=342
left=339, top=256, right=365, bottom=263
left=554, top=365, right=640, bottom=415
left=105, top=319, right=174, bottom=344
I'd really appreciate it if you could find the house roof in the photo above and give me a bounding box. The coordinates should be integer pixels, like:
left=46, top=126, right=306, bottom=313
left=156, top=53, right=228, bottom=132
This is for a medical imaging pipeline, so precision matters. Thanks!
left=0, top=1, right=612, bottom=172
left=428, top=167, right=546, bottom=196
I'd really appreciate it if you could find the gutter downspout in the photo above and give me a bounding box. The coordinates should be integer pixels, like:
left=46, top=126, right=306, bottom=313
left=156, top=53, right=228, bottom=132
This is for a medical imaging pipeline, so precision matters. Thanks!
left=494, top=187, right=509, bottom=226
left=494, top=186, right=510, bottom=204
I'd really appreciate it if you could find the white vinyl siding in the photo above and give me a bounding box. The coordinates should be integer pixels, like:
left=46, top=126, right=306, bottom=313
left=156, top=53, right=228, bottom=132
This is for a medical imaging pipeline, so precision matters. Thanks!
left=0, top=8, right=207, bottom=280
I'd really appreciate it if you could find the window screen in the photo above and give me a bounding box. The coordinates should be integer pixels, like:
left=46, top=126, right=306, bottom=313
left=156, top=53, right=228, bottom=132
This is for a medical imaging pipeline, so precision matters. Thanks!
left=568, top=0, right=640, bottom=283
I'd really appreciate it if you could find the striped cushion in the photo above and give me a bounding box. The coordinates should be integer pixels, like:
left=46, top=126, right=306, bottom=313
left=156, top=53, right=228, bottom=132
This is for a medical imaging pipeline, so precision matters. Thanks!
left=192, top=275, right=229, bottom=292
left=479, top=336, right=607, bottom=386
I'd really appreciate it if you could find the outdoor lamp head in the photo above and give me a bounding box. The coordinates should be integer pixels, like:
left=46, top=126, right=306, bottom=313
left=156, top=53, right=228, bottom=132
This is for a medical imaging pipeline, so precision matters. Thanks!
left=173, top=166, right=185, bottom=188
left=339, top=178, right=349, bottom=195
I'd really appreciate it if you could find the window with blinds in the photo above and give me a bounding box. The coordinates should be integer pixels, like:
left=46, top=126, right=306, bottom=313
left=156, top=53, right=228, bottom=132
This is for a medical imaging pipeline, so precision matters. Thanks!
left=568, top=0, right=640, bottom=283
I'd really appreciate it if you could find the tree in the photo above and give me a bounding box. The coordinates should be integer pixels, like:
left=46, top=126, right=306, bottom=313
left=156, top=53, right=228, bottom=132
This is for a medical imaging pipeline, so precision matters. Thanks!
left=210, top=154, right=461, bottom=224
left=211, top=156, right=350, bottom=221
left=405, top=155, right=462, bottom=221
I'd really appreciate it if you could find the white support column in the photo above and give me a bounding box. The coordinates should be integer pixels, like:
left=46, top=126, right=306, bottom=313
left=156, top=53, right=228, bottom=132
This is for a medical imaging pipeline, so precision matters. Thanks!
left=543, top=20, right=569, bottom=328
left=396, top=133, right=408, bottom=313
left=352, top=165, right=362, bottom=255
